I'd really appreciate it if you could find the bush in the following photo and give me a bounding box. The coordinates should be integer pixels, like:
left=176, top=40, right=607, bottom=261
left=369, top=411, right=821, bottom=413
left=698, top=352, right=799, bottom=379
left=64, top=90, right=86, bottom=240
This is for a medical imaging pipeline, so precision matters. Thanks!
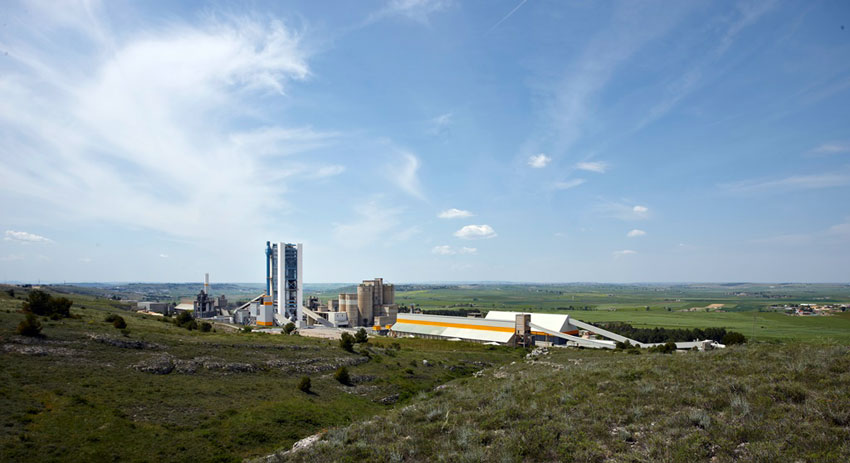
left=648, top=341, right=677, bottom=354
left=334, top=366, right=351, bottom=385
left=242, top=326, right=253, bottom=333
left=298, top=376, right=311, bottom=393
left=722, top=332, right=747, bottom=345
left=340, top=332, right=355, bottom=352
left=199, top=322, right=212, bottom=332
left=17, top=313, right=42, bottom=337
left=354, top=328, right=368, bottom=344
left=174, top=311, right=198, bottom=331
left=22, top=290, right=73, bottom=318
left=283, top=322, right=296, bottom=335
left=111, top=316, right=127, bottom=330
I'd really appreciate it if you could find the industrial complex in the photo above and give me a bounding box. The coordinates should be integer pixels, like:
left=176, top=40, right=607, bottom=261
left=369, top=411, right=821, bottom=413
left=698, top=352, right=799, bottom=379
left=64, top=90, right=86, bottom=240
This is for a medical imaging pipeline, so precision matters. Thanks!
left=136, top=240, right=722, bottom=350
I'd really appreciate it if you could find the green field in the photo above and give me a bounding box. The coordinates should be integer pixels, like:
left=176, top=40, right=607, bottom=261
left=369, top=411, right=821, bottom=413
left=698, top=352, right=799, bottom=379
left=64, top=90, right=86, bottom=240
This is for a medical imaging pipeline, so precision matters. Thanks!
left=2, top=282, right=849, bottom=462
left=0, top=285, right=522, bottom=462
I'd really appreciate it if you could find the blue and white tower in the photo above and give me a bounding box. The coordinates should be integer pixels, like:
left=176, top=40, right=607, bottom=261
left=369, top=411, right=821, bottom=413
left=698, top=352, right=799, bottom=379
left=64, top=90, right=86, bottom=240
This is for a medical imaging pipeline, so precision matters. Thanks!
left=265, top=241, right=304, bottom=328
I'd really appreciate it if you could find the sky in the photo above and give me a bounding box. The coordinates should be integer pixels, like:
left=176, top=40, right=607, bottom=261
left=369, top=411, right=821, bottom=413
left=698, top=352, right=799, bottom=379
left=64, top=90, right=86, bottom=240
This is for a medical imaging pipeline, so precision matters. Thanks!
left=1, top=0, right=849, bottom=284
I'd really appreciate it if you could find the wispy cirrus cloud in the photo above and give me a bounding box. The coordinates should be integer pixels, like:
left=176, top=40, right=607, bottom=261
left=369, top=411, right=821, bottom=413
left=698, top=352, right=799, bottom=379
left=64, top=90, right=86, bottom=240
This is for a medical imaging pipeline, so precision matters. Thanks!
left=553, top=179, right=586, bottom=190
left=576, top=161, right=609, bottom=173
left=431, top=245, right=476, bottom=255
left=387, top=150, right=425, bottom=200
left=4, top=230, right=53, bottom=243
left=367, top=0, right=453, bottom=25
left=438, top=208, right=472, bottom=219
left=0, top=8, right=319, bottom=244
left=613, top=249, right=637, bottom=257
left=596, top=202, right=650, bottom=220
left=720, top=172, right=850, bottom=194
left=807, top=141, right=850, bottom=157
left=627, top=229, right=646, bottom=237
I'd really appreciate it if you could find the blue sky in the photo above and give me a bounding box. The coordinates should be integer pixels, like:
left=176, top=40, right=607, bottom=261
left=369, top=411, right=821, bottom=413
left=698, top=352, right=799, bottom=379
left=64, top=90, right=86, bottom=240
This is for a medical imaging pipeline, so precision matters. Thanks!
left=1, top=0, right=849, bottom=283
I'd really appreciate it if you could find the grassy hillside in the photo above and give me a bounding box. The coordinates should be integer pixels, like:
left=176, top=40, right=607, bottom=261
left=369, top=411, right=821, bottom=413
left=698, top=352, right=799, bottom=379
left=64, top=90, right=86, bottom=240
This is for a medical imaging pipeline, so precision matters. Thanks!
left=0, top=286, right=523, bottom=462
left=281, top=343, right=850, bottom=462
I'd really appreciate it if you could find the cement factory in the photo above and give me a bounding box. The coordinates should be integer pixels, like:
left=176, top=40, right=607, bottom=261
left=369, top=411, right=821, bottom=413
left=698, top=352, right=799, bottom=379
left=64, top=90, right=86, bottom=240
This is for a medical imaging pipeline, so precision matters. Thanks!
left=139, top=240, right=722, bottom=350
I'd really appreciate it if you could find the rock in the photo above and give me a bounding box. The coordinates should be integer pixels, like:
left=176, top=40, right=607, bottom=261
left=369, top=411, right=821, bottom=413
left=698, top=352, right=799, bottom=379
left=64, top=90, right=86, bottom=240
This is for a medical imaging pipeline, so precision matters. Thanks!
left=422, top=359, right=430, bottom=366
left=132, top=354, right=175, bottom=375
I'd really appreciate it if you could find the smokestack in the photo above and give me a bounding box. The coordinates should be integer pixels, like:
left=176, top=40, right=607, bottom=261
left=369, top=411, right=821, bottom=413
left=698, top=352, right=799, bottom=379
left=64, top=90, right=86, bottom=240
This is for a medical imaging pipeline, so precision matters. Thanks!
left=204, top=273, right=209, bottom=295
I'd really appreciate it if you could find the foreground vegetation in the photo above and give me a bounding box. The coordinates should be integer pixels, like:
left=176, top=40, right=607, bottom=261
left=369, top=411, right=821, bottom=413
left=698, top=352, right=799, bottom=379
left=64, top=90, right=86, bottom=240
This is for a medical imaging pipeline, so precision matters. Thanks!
left=0, top=286, right=522, bottom=462
left=283, top=343, right=850, bottom=462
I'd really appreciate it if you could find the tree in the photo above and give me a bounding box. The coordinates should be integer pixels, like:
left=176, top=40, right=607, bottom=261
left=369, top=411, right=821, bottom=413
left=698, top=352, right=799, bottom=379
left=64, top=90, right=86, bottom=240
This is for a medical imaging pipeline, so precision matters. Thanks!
left=200, top=322, right=212, bottom=332
left=17, top=313, right=42, bottom=337
left=283, top=322, right=296, bottom=335
left=297, top=376, right=311, bottom=393
left=22, top=290, right=51, bottom=316
left=722, top=332, right=747, bottom=345
left=334, top=366, right=351, bottom=385
left=354, top=328, right=368, bottom=344
left=112, top=316, right=127, bottom=330
left=339, top=332, right=355, bottom=352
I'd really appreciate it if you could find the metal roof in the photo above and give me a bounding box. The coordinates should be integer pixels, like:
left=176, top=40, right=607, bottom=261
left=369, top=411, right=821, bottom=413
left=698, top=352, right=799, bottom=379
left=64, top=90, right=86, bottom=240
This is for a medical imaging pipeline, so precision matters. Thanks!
left=485, top=310, right=577, bottom=333
left=391, top=313, right=516, bottom=343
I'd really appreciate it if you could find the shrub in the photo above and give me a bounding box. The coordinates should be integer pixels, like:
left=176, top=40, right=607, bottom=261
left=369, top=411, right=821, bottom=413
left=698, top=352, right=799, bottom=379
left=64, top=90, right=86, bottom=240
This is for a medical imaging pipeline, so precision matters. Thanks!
left=354, top=328, right=368, bottom=344
left=5, top=288, right=14, bottom=297
left=111, top=316, right=127, bottom=330
left=105, top=314, right=120, bottom=323
left=334, top=366, right=351, bottom=385
left=722, top=332, right=747, bottom=345
left=17, top=313, right=42, bottom=337
left=174, top=311, right=198, bottom=331
left=298, top=376, right=311, bottom=393
left=283, top=322, right=296, bottom=335
left=199, top=322, right=212, bottom=332
left=242, top=326, right=253, bottom=333
left=340, top=332, right=355, bottom=352
left=22, top=290, right=73, bottom=318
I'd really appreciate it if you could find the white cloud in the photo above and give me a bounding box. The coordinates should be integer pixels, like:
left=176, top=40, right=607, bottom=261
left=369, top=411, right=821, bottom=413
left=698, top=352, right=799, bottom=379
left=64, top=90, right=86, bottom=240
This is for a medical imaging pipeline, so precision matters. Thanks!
left=431, top=245, right=454, bottom=255
left=332, top=201, right=404, bottom=248
left=0, top=254, right=25, bottom=262
left=79, top=257, right=93, bottom=263
left=576, top=161, right=609, bottom=173
left=311, top=165, right=346, bottom=179
left=454, top=224, right=497, bottom=239
left=613, top=249, right=637, bottom=257
left=4, top=230, right=53, bottom=243
left=388, top=150, right=425, bottom=200
left=431, top=245, right=477, bottom=255
left=438, top=208, right=472, bottom=219
left=0, top=14, right=315, bottom=245
left=808, top=142, right=850, bottom=156
left=597, top=202, right=649, bottom=220
left=721, top=173, right=850, bottom=193
left=159, top=254, right=169, bottom=258
left=528, top=153, right=551, bottom=168
left=428, top=112, right=452, bottom=136
left=369, top=0, right=453, bottom=24
left=554, top=179, right=586, bottom=190
left=627, top=229, right=646, bottom=237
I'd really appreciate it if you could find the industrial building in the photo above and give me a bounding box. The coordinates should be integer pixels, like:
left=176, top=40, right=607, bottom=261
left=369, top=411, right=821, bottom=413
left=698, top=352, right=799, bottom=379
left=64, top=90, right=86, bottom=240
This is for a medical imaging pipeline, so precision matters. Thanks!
left=390, top=311, right=721, bottom=350
left=265, top=241, right=304, bottom=327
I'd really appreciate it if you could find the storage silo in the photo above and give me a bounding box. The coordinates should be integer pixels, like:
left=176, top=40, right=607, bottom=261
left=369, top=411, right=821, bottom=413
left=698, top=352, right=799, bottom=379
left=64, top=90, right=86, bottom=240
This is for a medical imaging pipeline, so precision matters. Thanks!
left=357, top=284, right=373, bottom=327
left=340, top=294, right=358, bottom=327
left=382, top=284, right=395, bottom=305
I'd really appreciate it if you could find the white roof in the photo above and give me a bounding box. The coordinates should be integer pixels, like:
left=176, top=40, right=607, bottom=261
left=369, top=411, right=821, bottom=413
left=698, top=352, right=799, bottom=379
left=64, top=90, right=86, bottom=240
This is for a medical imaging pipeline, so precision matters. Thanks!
left=391, top=313, right=515, bottom=344
left=485, top=310, right=576, bottom=333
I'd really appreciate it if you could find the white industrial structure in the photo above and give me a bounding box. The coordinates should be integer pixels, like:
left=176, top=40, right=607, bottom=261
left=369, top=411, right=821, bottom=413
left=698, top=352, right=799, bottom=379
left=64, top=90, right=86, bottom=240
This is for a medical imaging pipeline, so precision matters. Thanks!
left=266, top=241, right=304, bottom=328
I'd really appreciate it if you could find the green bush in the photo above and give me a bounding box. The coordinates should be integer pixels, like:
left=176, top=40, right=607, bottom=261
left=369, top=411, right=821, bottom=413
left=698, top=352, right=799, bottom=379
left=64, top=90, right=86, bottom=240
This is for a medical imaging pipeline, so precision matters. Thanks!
left=283, top=322, right=296, bottom=335
left=242, top=326, right=253, bottom=333
left=22, top=290, right=72, bottom=318
left=174, top=311, right=198, bottom=331
left=354, top=328, right=368, bottom=343
left=340, top=332, right=355, bottom=352
left=298, top=376, right=311, bottom=393
left=111, top=316, right=127, bottom=330
left=334, top=366, right=351, bottom=385
left=17, top=313, right=42, bottom=337
left=723, top=332, right=747, bottom=345
left=200, top=322, right=212, bottom=332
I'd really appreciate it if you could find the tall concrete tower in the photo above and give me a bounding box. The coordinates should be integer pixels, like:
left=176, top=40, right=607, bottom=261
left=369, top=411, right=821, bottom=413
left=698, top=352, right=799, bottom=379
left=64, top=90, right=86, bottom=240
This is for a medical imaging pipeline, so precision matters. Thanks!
left=265, top=241, right=303, bottom=328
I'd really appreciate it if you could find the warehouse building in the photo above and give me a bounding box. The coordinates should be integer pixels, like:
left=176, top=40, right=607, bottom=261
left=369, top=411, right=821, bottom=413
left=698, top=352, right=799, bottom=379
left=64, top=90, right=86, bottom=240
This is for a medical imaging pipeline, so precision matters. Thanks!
left=390, top=312, right=533, bottom=346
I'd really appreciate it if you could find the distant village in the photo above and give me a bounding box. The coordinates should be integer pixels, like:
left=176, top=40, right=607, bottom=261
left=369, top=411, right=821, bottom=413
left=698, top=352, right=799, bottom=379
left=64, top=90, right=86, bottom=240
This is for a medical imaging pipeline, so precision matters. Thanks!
left=771, top=303, right=849, bottom=316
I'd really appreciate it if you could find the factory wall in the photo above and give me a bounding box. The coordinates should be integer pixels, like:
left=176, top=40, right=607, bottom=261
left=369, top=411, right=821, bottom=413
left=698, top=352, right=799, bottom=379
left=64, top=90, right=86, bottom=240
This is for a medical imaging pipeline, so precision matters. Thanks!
left=340, top=293, right=358, bottom=327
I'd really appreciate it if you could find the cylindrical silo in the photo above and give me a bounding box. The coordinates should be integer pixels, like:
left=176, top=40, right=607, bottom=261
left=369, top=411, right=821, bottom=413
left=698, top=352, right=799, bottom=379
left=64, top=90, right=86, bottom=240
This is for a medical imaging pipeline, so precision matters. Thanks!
left=340, top=294, right=358, bottom=327
left=382, top=284, right=395, bottom=305
left=357, top=284, right=373, bottom=327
